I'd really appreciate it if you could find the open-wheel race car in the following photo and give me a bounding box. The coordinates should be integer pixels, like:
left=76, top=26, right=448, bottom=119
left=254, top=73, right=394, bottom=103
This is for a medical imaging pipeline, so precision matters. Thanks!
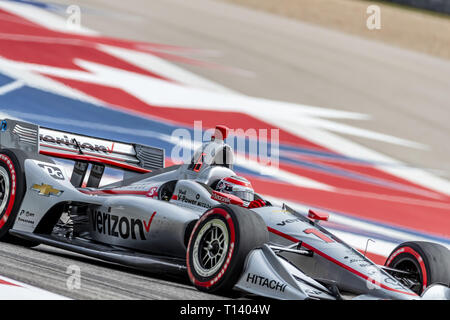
left=0, top=119, right=449, bottom=300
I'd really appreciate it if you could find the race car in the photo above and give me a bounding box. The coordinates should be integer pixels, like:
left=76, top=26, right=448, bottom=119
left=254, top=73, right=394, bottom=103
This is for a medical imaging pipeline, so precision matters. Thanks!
left=0, top=118, right=449, bottom=300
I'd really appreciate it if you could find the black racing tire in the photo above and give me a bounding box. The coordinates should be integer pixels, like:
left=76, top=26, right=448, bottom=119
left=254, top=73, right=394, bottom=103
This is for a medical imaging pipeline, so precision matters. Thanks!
left=385, top=241, right=450, bottom=295
left=186, top=204, right=268, bottom=293
left=0, top=149, right=38, bottom=247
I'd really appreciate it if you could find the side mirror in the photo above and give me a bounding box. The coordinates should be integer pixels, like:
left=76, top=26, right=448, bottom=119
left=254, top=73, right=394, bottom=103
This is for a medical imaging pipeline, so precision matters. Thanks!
left=308, top=209, right=329, bottom=222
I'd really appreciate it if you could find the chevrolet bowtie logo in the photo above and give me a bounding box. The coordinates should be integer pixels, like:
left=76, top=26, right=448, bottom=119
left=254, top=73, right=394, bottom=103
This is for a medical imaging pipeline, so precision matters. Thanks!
left=31, top=184, right=63, bottom=197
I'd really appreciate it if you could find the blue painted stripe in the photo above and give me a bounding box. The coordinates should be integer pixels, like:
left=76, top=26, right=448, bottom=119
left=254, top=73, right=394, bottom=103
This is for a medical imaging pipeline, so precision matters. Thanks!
left=4, top=0, right=62, bottom=11
left=0, top=74, right=16, bottom=87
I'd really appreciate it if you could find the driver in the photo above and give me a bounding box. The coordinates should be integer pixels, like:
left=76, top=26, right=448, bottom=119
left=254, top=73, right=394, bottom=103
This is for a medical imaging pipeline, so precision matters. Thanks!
left=215, top=176, right=266, bottom=208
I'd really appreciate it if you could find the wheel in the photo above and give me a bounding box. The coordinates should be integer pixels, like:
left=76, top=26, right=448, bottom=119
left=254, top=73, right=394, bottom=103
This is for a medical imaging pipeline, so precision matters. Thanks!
left=0, top=150, right=38, bottom=247
left=385, top=241, right=450, bottom=295
left=186, top=204, right=268, bottom=293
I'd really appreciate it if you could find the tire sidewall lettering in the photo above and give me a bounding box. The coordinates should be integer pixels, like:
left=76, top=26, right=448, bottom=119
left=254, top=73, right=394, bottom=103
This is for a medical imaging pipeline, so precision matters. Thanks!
left=187, top=208, right=236, bottom=289
left=0, top=154, right=17, bottom=230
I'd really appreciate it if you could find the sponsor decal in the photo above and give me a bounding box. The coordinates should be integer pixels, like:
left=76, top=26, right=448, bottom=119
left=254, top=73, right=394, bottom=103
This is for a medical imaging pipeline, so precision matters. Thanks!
left=17, top=209, right=36, bottom=225
left=38, top=163, right=65, bottom=180
left=276, top=218, right=301, bottom=226
left=344, top=250, right=374, bottom=267
left=305, top=288, right=323, bottom=296
left=91, top=208, right=156, bottom=241
left=147, top=186, right=158, bottom=198
left=31, top=183, right=63, bottom=197
left=177, top=189, right=211, bottom=209
left=210, top=190, right=244, bottom=206
left=303, top=228, right=334, bottom=243
left=39, top=133, right=113, bottom=154
left=0, top=120, right=7, bottom=132
left=246, top=273, right=287, bottom=292
left=383, top=277, right=405, bottom=290
left=211, top=191, right=230, bottom=204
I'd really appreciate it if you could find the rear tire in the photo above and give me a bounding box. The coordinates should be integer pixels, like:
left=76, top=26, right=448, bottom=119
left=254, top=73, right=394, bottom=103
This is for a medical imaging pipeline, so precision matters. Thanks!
left=186, top=204, right=268, bottom=293
left=385, top=241, right=450, bottom=295
left=0, top=150, right=38, bottom=247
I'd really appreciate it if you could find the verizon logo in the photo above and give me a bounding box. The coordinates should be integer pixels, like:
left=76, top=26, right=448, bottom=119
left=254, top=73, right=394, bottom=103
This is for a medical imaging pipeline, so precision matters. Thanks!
left=39, top=133, right=114, bottom=154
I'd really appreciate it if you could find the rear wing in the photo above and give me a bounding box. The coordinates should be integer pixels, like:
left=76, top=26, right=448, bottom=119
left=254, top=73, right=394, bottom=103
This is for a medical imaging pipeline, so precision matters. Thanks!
left=0, top=119, right=164, bottom=184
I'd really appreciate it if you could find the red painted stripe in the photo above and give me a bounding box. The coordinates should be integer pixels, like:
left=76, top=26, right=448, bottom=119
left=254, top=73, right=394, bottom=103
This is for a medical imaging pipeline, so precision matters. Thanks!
left=0, top=10, right=169, bottom=81
left=39, top=150, right=151, bottom=173
left=0, top=279, right=20, bottom=287
left=267, top=227, right=417, bottom=296
left=0, top=9, right=212, bottom=68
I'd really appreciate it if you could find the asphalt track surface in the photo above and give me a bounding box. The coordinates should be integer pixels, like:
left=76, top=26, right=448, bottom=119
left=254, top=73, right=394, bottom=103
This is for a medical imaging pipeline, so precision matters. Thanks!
left=0, top=241, right=229, bottom=299
left=0, top=0, right=449, bottom=300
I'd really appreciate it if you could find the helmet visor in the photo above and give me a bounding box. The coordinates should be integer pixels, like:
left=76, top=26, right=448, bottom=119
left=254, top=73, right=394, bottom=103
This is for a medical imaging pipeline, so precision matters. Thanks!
left=233, top=190, right=254, bottom=202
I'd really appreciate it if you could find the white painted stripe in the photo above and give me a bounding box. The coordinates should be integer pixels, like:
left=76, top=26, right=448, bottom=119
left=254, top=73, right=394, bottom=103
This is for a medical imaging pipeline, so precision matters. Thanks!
left=0, top=57, right=107, bottom=106
left=0, top=80, right=23, bottom=95
left=0, top=275, right=69, bottom=300
left=267, top=115, right=427, bottom=149
left=98, top=44, right=236, bottom=94
left=0, top=111, right=17, bottom=120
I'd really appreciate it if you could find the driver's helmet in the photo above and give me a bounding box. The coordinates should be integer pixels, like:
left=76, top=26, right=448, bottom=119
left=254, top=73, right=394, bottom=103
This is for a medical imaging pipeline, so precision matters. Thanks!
left=216, top=176, right=254, bottom=202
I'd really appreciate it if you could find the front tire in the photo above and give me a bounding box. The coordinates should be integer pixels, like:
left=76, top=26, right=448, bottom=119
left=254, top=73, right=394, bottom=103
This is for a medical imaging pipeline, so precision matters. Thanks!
left=0, top=150, right=37, bottom=247
left=385, top=241, right=450, bottom=295
left=186, top=205, right=268, bottom=293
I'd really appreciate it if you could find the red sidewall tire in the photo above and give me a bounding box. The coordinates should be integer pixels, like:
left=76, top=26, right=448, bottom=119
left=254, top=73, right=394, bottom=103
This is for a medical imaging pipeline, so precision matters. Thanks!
left=0, top=150, right=25, bottom=240
left=186, top=205, right=268, bottom=294
left=385, top=241, right=450, bottom=295
left=186, top=207, right=236, bottom=290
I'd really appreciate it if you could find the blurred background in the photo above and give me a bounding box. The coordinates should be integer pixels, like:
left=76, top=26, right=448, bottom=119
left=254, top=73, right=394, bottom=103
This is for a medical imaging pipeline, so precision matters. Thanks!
left=0, top=0, right=449, bottom=299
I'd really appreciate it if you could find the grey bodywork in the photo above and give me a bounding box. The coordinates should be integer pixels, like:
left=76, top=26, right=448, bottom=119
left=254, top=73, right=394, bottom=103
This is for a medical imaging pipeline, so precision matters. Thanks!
left=2, top=119, right=449, bottom=300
